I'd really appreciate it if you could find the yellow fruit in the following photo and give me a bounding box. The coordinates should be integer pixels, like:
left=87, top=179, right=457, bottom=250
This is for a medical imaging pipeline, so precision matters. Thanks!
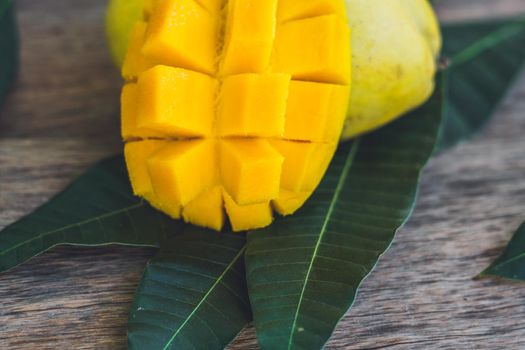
left=107, top=0, right=441, bottom=140
left=119, top=0, right=352, bottom=231
left=341, top=0, right=441, bottom=139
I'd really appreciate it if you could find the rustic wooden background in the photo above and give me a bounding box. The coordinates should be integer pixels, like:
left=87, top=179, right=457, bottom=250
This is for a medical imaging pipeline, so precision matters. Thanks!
left=1, top=0, right=525, bottom=349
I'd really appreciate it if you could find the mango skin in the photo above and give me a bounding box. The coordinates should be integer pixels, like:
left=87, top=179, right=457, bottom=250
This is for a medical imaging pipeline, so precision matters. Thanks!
left=341, top=0, right=441, bottom=139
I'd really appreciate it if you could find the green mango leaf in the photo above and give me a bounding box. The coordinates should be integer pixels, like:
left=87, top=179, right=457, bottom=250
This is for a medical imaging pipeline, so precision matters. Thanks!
left=0, top=156, right=178, bottom=273
left=128, top=229, right=251, bottom=350
left=0, top=0, right=18, bottom=103
left=438, top=16, right=525, bottom=150
left=480, top=221, right=525, bottom=281
left=245, top=76, right=445, bottom=350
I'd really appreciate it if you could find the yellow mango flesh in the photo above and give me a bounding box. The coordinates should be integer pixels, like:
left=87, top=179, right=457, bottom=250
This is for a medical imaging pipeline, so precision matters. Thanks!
left=272, top=190, right=311, bottom=216
left=220, top=0, right=278, bottom=75
left=223, top=191, right=273, bottom=232
left=183, top=187, right=225, bottom=231
left=136, top=65, right=217, bottom=137
left=108, top=0, right=441, bottom=146
left=121, top=0, right=351, bottom=231
left=142, top=0, right=218, bottom=75
left=218, top=73, right=290, bottom=137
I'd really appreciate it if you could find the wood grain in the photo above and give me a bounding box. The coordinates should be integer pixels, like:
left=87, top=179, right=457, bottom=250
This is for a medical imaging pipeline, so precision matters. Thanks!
left=1, top=0, right=525, bottom=349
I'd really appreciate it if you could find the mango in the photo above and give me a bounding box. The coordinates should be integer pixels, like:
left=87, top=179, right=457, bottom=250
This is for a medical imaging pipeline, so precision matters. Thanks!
left=108, top=0, right=441, bottom=231
left=118, top=0, right=351, bottom=231
left=341, top=0, right=441, bottom=139
left=107, top=0, right=441, bottom=143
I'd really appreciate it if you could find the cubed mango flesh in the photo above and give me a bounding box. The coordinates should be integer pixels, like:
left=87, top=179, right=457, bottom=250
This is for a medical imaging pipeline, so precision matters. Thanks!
left=224, top=191, right=273, bottom=232
left=183, top=186, right=225, bottom=231
left=124, top=140, right=169, bottom=198
left=220, top=139, right=283, bottom=205
left=147, top=140, right=216, bottom=208
left=218, top=73, right=290, bottom=137
left=283, top=81, right=350, bottom=142
left=142, top=0, right=219, bottom=75
left=270, top=140, right=336, bottom=193
left=122, top=22, right=155, bottom=80
left=220, top=0, right=278, bottom=75
left=277, top=0, right=347, bottom=22
left=136, top=65, right=217, bottom=138
left=274, top=15, right=351, bottom=84
left=122, top=0, right=351, bottom=231
left=272, top=190, right=312, bottom=216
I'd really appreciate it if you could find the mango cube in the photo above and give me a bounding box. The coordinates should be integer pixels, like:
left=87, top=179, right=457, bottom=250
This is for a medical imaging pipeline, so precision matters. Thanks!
left=183, top=186, right=225, bottom=231
left=274, top=15, right=351, bottom=84
left=124, top=140, right=169, bottom=198
left=270, top=140, right=336, bottom=192
left=148, top=140, right=216, bottom=208
left=218, top=73, right=290, bottom=137
left=284, top=81, right=350, bottom=142
left=220, top=0, right=278, bottom=75
left=272, top=190, right=311, bottom=216
left=137, top=65, right=217, bottom=137
left=224, top=191, right=273, bottom=232
left=121, top=84, right=141, bottom=140
left=142, top=0, right=219, bottom=75
left=195, top=0, right=223, bottom=13
left=277, top=0, right=347, bottom=22
left=220, top=139, right=283, bottom=205
left=122, top=22, right=155, bottom=80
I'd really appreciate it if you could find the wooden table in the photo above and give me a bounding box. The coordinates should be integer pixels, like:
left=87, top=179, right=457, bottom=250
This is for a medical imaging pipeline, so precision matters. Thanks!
left=1, top=1, right=525, bottom=349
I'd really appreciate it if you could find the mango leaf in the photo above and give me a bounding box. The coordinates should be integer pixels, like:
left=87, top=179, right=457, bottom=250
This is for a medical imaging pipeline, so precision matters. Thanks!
left=480, top=221, right=525, bottom=281
left=245, top=75, right=445, bottom=350
left=0, top=0, right=18, bottom=103
left=0, top=156, right=179, bottom=273
left=128, top=228, right=251, bottom=350
left=438, top=16, right=525, bottom=149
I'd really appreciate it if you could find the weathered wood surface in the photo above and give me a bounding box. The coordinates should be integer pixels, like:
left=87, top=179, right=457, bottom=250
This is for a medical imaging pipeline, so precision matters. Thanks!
left=1, top=0, right=525, bottom=349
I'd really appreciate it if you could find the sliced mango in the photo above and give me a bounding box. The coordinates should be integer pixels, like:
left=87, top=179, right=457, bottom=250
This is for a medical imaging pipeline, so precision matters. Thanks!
left=220, top=139, right=283, bottom=205
left=147, top=140, right=216, bottom=209
left=122, top=0, right=351, bottom=231
left=274, top=14, right=351, bottom=85
left=121, top=83, right=141, bottom=140
left=124, top=140, right=169, bottom=198
left=183, top=186, right=225, bottom=231
left=218, top=73, right=290, bottom=137
left=122, top=21, right=154, bottom=80
left=272, top=190, right=311, bottom=216
left=224, top=191, right=273, bottom=232
left=196, top=0, right=223, bottom=14
left=270, top=140, right=336, bottom=193
left=277, top=0, right=347, bottom=22
left=220, top=0, right=278, bottom=75
left=283, top=81, right=350, bottom=142
left=142, top=0, right=219, bottom=75
left=137, top=65, right=217, bottom=138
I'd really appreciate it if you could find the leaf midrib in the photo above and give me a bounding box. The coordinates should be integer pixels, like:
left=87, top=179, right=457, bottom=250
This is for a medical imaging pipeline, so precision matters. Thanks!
left=489, top=252, right=525, bottom=271
left=287, top=139, right=361, bottom=350
left=0, top=202, right=145, bottom=257
left=451, top=18, right=525, bottom=67
left=162, top=245, right=247, bottom=350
